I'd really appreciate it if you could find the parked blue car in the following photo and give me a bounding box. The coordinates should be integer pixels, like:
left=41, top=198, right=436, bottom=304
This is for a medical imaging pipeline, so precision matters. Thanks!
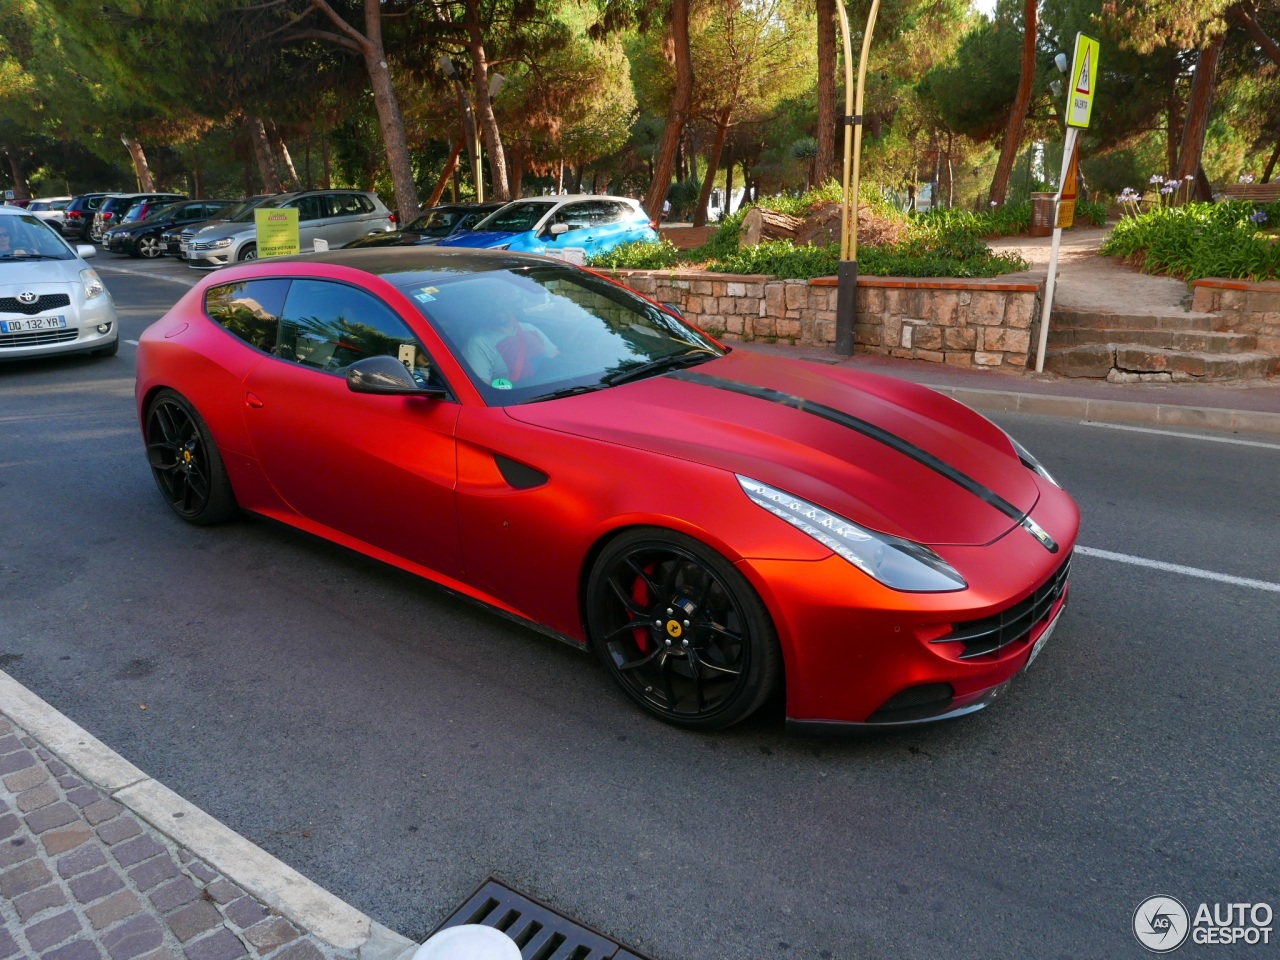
left=436, top=195, right=658, bottom=258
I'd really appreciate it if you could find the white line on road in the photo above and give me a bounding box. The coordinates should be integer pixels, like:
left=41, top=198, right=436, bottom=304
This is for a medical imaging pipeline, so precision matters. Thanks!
left=1081, top=421, right=1280, bottom=450
left=1077, top=546, right=1280, bottom=593
left=97, top=265, right=197, bottom=287
left=125, top=339, right=139, bottom=345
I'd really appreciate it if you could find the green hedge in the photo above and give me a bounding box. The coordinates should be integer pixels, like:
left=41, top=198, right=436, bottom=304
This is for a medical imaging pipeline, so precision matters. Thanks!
left=1099, top=201, right=1280, bottom=281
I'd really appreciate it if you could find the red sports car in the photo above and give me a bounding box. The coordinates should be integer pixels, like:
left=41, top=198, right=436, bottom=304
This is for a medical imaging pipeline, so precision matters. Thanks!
left=136, top=248, right=1078, bottom=731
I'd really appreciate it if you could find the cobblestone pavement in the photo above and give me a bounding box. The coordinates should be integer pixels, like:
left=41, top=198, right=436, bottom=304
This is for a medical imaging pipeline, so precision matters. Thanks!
left=0, top=712, right=361, bottom=960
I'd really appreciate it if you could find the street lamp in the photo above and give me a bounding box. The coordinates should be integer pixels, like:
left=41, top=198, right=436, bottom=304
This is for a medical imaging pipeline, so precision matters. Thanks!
left=439, top=55, right=484, bottom=202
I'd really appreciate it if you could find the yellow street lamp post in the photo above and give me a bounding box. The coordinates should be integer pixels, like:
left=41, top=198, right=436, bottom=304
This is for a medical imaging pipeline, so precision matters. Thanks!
left=835, top=0, right=881, bottom=356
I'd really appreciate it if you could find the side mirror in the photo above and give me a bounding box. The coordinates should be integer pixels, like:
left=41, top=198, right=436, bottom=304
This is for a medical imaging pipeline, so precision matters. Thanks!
left=76, top=244, right=96, bottom=259
left=548, top=222, right=569, bottom=236
left=346, top=355, right=446, bottom=397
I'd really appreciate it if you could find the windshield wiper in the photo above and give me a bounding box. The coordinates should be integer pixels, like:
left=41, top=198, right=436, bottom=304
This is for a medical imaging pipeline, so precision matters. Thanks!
left=1, top=253, right=65, bottom=261
left=602, top=349, right=717, bottom=387
left=524, top=383, right=607, bottom=403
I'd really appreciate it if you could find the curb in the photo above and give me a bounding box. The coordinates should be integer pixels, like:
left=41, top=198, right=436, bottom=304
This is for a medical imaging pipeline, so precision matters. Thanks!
left=924, top=383, right=1280, bottom=436
left=0, top=669, right=418, bottom=960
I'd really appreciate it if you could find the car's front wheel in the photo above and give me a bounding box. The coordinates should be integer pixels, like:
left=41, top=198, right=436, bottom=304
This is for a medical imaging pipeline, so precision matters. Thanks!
left=144, top=389, right=237, bottom=525
left=586, top=527, right=780, bottom=730
left=137, top=234, right=163, bottom=258
left=237, top=243, right=257, bottom=262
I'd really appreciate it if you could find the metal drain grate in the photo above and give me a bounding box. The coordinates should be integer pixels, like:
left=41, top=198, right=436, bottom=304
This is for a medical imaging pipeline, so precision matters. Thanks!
left=432, top=877, right=655, bottom=960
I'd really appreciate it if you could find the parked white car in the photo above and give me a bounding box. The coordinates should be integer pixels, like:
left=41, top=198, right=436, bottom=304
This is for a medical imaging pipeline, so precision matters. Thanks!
left=0, top=206, right=119, bottom=360
left=26, top=196, right=73, bottom=228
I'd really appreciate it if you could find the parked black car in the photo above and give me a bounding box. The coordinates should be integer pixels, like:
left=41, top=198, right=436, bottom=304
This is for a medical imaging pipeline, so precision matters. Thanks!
left=344, top=201, right=506, bottom=248
left=102, top=199, right=237, bottom=258
left=161, top=195, right=273, bottom=258
left=61, top=193, right=116, bottom=240
left=91, top=193, right=186, bottom=242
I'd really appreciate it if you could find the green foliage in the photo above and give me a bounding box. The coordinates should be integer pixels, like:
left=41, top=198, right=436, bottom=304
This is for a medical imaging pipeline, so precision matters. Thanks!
left=586, top=238, right=680, bottom=270
left=911, top=202, right=1032, bottom=238
left=1100, top=201, right=1280, bottom=281
left=1075, top=199, right=1110, bottom=227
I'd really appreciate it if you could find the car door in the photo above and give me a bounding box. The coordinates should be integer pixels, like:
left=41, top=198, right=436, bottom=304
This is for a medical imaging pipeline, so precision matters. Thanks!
left=544, top=201, right=597, bottom=256
left=292, top=195, right=327, bottom=251
left=589, top=200, right=633, bottom=254
left=241, top=277, right=464, bottom=578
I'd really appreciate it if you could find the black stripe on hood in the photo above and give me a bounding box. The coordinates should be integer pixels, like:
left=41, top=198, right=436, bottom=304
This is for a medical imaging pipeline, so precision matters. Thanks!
left=669, top=370, right=1058, bottom=553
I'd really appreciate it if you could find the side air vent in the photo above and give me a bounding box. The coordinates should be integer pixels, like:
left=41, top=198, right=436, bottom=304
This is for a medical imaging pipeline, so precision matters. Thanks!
left=495, top=455, right=548, bottom=490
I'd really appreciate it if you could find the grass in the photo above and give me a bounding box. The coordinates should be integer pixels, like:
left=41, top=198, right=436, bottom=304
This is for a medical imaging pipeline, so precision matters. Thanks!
left=1099, top=201, right=1280, bottom=281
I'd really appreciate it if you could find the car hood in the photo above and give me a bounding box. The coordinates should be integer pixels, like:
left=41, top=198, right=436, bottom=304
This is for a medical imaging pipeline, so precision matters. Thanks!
left=436, top=230, right=518, bottom=248
left=504, top=350, right=1041, bottom=547
left=190, top=221, right=254, bottom=240
left=0, top=258, right=85, bottom=287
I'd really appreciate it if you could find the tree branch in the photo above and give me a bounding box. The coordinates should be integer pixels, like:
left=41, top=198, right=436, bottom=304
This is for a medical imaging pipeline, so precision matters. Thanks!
left=1228, top=2, right=1280, bottom=67
left=306, top=0, right=373, bottom=55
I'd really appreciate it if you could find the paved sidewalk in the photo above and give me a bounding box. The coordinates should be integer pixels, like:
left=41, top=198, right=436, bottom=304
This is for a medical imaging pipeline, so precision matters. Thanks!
left=0, top=678, right=415, bottom=960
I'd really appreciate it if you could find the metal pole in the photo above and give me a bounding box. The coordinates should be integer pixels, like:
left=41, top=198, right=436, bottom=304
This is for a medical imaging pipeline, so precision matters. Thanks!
left=835, top=0, right=881, bottom=357
left=1034, top=125, right=1078, bottom=373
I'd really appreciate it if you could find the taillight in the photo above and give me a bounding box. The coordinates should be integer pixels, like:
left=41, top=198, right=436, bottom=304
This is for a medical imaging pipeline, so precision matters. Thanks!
left=68, top=210, right=81, bottom=219
left=390, top=212, right=398, bottom=224
left=103, top=212, right=114, bottom=220
left=650, top=220, right=659, bottom=230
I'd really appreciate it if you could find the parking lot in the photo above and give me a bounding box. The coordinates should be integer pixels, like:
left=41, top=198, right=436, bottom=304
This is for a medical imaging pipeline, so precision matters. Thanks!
left=2, top=262, right=1278, bottom=959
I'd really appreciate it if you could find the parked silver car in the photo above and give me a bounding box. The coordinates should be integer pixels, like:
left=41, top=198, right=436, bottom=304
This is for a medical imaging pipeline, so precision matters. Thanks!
left=0, top=207, right=119, bottom=361
left=185, top=190, right=395, bottom=268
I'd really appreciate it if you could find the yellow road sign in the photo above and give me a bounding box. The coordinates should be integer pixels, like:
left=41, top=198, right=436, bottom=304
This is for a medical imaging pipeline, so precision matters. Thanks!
left=254, top=208, right=300, bottom=258
left=1065, top=33, right=1100, bottom=129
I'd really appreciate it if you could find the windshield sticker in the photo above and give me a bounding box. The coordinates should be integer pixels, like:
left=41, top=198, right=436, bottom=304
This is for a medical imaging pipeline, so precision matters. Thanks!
left=413, top=292, right=436, bottom=303
left=491, top=378, right=514, bottom=390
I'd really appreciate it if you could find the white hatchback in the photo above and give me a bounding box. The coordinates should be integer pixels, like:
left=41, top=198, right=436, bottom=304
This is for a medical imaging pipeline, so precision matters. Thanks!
left=0, top=206, right=119, bottom=361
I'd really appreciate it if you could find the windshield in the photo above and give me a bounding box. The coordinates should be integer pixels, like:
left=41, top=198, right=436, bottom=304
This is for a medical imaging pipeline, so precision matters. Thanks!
left=407, top=209, right=465, bottom=237
left=402, top=265, right=724, bottom=406
left=473, top=201, right=553, bottom=234
left=0, top=215, right=75, bottom=261
left=230, top=195, right=288, bottom=222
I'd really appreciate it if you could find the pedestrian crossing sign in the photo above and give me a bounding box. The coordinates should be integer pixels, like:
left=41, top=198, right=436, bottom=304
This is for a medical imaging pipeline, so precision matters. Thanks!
left=1065, top=33, right=1100, bottom=128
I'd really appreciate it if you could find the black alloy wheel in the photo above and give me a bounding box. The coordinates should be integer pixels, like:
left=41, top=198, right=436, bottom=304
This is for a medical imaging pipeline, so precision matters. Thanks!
left=144, top=389, right=237, bottom=525
left=137, top=233, right=163, bottom=258
left=586, top=528, right=780, bottom=730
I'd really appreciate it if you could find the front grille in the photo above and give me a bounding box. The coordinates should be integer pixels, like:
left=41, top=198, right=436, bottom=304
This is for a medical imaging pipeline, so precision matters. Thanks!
left=935, top=552, right=1072, bottom=659
left=866, top=683, right=956, bottom=724
left=434, top=878, right=654, bottom=960
left=0, top=294, right=71, bottom=316
left=0, top=329, right=78, bottom=348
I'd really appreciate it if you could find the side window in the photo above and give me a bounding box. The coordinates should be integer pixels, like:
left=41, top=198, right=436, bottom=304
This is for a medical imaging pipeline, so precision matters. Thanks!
left=294, top=196, right=325, bottom=222
left=328, top=194, right=365, bottom=217
left=205, top=278, right=291, bottom=354
left=591, top=201, right=625, bottom=226
left=551, top=202, right=593, bottom=232
left=278, top=279, right=439, bottom=385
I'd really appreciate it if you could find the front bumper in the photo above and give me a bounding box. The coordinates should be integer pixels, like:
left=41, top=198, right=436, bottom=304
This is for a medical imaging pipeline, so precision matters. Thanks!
left=0, top=296, right=119, bottom=360
left=186, top=248, right=231, bottom=269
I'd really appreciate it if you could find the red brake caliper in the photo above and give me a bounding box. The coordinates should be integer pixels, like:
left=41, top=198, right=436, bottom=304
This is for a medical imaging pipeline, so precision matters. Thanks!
left=631, top=564, right=656, bottom=654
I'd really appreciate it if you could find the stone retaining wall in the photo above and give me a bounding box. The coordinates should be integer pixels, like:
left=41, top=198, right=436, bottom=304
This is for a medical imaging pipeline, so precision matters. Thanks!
left=1191, top=279, right=1280, bottom=355
left=602, top=269, right=1045, bottom=370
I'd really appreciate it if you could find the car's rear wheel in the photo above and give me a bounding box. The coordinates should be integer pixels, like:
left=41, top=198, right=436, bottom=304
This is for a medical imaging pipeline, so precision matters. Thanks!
left=137, top=234, right=162, bottom=258
left=144, top=389, right=237, bottom=525
left=586, top=528, right=780, bottom=730
left=238, top=243, right=257, bottom=262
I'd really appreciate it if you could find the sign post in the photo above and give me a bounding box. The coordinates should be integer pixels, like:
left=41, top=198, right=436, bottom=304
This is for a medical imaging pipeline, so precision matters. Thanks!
left=1034, top=32, right=1099, bottom=373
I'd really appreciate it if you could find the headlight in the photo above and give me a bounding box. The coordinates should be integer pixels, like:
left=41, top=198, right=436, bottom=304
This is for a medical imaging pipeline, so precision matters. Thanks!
left=1006, top=432, right=1059, bottom=487
left=737, top=476, right=967, bottom=592
left=80, top=268, right=104, bottom=300
left=211, top=237, right=233, bottom=249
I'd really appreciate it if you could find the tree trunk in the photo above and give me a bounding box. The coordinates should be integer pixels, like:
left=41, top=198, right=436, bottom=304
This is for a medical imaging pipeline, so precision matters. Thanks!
left=1166, top=90, right=1183, bottom=177
left=463, top=0, right=510, bottom=201
left=271, top=122, right=303, bottom=191
left=247, top=117, right=282, bottom=193
left=814, top=0, right=837, bottom=186
left=694, top=107, right=732, bottom=228
left=3, top=146, right=30, bottom=199
left=645, top=0, right=694, bottom=223
left=322, top=132, right=331, bottom=189
left=122, top=136, right=155, bottom=192
left=724, top=143, right=734, bottom=215
left=739, top=207, right=803, bottom=245
left=572, top=163, right=584, bottom=193
left=356, top=0, right=421, bottom=218
left=1174, top=30, right=1226, bottom=200
left=509, top=145, right=525, bottom=198
left=1263, top=138, right=1280, bottom=183
left=987, top=0, right=1037, bottom=206
left=427, top=139, right=466, bottom=208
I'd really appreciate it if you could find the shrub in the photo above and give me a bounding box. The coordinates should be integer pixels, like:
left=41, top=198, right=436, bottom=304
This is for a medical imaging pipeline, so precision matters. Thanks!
left=586, top=238, right=680, bottom=270
left=1100, top=201, right=1280, bottom=281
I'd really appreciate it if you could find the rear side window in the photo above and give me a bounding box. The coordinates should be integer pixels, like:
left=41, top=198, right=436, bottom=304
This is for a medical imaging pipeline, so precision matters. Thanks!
left=328, top=193, right=373, bottom=217
left=205, top=278, right=291, bottom=354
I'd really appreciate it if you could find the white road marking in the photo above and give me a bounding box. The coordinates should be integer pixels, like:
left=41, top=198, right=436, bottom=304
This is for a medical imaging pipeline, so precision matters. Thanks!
left=125, top=339, right=139, bottom=345
left=97, top=265, right=197, bottom=287
left=1081, top=421, right=1280, bottom=450
left=1077, top=546, right=1280, bottom=593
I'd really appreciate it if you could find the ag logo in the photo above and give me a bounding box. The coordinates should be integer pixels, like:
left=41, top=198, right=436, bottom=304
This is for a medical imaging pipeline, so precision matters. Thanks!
left=17, top=291, right=37, bottom=304
left=1134, top=896, right=1190, bottom=953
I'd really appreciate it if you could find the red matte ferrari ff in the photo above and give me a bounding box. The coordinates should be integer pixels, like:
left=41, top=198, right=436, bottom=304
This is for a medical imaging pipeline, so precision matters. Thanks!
left=135, top=248, right=1079, bottom=732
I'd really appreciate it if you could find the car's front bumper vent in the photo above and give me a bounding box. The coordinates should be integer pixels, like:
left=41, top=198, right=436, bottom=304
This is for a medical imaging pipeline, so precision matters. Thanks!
left=0, top=294, right=71, bottom=316
left=935, top=552, right=1072, bottom=660
left=433, top=877, right=654, bottom=960
left=0, top=330, right=78, bottom=349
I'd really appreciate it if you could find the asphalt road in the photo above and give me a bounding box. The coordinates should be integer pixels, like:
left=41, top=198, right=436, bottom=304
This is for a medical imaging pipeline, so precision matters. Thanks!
left=2, top=262, right=1278, bottom=960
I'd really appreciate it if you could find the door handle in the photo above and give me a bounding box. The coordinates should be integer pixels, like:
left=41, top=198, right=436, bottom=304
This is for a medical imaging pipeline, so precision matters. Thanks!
left=246, top=392, right=265, bottom=409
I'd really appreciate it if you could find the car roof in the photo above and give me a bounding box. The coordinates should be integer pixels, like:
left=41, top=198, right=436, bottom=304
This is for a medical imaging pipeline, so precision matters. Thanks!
left=263, top=245, right=571, bottom=284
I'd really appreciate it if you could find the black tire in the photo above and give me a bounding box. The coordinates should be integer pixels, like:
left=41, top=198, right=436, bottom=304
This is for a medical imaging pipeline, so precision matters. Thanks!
left=586, top=527, right=780, bottom=730
left=144, top=389, right=237, bottom=525
left=90, top=337, right=119, bottom=358
left=137, top=234, right=163, bottom=258
left=237, top=243, right=257, bottom=262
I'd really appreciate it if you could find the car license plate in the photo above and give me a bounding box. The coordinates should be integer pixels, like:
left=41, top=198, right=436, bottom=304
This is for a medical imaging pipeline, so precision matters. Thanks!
left=1, top=315, right=67, bottom=334
left=1024, top=608, right=1062, bottom=671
